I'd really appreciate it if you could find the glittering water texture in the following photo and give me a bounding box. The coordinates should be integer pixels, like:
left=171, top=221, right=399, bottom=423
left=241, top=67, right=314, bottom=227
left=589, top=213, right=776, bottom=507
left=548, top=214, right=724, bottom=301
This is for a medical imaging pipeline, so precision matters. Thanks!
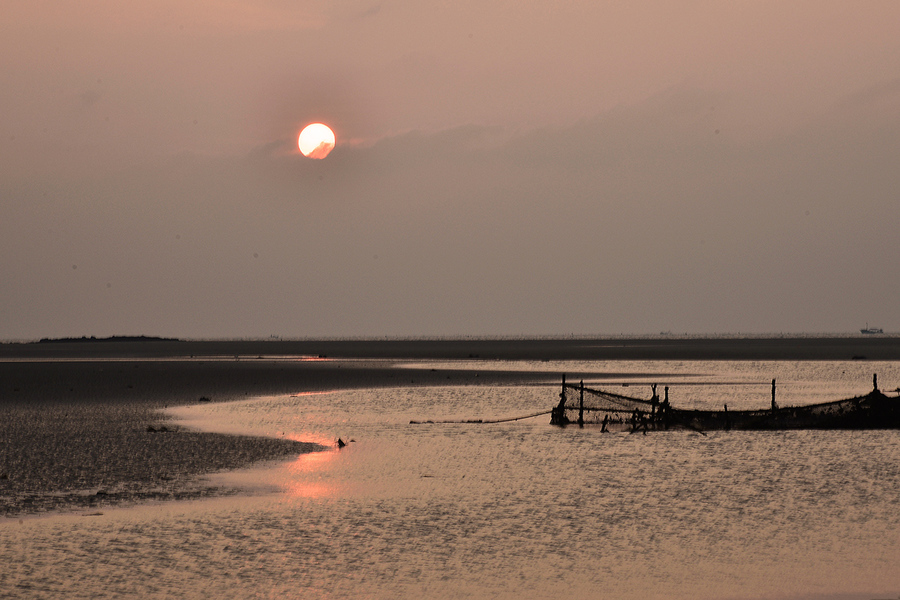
left=3, top=361, right=900, bottom=600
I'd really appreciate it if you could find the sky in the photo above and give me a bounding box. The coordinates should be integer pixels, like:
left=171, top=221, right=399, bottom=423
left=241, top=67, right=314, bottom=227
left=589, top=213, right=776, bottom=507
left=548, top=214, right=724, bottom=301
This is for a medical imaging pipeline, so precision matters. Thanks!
left=2, top=0, right=900, bottom=340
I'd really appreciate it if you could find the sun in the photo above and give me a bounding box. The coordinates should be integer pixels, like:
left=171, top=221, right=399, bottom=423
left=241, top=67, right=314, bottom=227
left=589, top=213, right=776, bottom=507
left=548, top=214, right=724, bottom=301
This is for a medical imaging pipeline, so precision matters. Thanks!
left=298, top=123, right=336, bottom=159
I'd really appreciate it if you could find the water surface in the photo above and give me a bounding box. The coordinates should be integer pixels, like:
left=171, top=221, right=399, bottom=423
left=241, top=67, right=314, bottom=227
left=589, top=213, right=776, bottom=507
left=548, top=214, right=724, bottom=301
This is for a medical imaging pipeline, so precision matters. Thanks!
left=3, top=360, right=899, bottom=599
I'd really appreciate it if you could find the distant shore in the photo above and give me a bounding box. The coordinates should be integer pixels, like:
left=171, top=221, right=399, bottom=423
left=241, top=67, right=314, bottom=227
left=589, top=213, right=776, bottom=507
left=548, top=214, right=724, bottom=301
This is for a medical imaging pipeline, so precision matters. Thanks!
left=4, top=335, right=900, bottom=362
left=6, top=336, right=900, bottom=407
left=3, top=336, right=899, bottom=517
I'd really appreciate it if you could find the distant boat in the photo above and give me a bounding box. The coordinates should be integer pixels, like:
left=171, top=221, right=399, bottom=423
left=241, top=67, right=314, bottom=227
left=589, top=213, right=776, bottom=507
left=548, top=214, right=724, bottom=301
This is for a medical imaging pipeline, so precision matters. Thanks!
left=861, top=323, right=884, bottom=334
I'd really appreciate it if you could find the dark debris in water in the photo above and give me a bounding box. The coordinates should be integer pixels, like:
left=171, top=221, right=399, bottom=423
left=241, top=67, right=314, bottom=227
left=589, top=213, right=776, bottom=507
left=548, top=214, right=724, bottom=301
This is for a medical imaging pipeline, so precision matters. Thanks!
left=3, top=485, right=245, bottom=517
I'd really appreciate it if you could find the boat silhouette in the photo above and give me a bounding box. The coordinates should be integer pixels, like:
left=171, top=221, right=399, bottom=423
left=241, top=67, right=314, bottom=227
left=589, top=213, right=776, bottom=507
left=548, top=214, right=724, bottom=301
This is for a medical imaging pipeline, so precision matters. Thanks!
left=861, top=323, right=884, bottom=334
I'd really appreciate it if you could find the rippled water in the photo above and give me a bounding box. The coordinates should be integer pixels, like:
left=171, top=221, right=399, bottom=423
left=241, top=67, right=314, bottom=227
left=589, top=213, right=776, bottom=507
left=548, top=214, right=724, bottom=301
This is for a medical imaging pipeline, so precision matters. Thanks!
left=3, top=361, right=900, bottom=599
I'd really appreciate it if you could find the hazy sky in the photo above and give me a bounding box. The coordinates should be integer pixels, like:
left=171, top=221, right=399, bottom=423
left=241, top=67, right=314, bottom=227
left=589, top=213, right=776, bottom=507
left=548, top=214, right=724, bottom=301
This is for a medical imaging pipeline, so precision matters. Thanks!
left=3, top=1, right=900, bottom=339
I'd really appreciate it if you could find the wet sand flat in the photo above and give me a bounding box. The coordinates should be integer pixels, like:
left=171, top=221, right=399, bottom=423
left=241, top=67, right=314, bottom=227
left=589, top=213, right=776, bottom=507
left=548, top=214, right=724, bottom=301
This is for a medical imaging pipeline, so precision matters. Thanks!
left=2, top=337, right=898, bottom=517
left=0, top=364, right=561, bottom=518
left=0, top=349, right=565, bottom=518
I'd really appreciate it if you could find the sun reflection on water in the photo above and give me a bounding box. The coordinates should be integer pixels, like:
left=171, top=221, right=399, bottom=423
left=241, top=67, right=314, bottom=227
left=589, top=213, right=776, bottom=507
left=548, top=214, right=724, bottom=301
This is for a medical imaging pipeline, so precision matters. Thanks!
left=283, top=480, right=336, bottom=499
left=288, top=447, right=340, bottom=473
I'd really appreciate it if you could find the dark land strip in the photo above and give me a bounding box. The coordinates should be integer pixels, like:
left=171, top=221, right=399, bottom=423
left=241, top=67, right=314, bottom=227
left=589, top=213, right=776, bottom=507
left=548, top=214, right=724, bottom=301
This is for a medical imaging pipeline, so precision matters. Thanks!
left=4, top=335, right=900, bottom=361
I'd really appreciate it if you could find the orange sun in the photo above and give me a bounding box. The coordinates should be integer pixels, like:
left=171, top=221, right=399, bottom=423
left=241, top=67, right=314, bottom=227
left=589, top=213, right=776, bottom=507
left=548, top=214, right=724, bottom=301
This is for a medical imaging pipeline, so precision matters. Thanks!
left=298, top=123, right=336, bottom=159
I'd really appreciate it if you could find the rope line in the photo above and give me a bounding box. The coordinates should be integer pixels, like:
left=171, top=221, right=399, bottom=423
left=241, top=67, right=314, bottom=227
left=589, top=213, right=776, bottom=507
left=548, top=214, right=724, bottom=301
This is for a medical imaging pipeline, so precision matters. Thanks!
left=410, top=409, right=552, bottom=425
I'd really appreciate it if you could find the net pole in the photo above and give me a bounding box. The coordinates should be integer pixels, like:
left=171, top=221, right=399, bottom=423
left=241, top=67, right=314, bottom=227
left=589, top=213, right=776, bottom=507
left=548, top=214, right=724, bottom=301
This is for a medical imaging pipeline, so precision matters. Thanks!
left=551, top=374, right=568, bottom=426
left=578, top=380, right=584, bottom=427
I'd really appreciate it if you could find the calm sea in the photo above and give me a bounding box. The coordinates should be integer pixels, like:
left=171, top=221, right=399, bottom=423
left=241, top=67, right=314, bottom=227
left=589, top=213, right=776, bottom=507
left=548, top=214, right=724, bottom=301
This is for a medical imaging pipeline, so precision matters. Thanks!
left=3, top=360, right=900, bottom=600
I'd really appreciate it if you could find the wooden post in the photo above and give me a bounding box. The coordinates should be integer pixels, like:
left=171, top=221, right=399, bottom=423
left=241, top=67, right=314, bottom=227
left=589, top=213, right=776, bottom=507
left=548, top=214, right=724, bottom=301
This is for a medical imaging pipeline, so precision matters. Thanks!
left=551, top=374, right=568, bottom=426
left=771, top=379, right=777, bottom=413
left=663, top=386, right=670, bottom=430
left=874, top=373, right=878, bottom=392
left=578, top=380, right=584, bottom=427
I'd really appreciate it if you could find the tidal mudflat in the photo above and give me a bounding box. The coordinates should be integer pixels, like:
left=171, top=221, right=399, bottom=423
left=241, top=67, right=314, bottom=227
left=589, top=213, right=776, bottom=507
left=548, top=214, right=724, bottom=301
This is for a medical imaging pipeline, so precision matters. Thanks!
left=2, top=339, right=900, bottom=599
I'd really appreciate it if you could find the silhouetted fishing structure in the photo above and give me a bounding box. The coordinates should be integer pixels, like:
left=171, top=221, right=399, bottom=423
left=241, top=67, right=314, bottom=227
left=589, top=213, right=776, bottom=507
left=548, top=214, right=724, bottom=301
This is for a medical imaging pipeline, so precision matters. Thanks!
left=551, top=374, right=900, bottom=432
